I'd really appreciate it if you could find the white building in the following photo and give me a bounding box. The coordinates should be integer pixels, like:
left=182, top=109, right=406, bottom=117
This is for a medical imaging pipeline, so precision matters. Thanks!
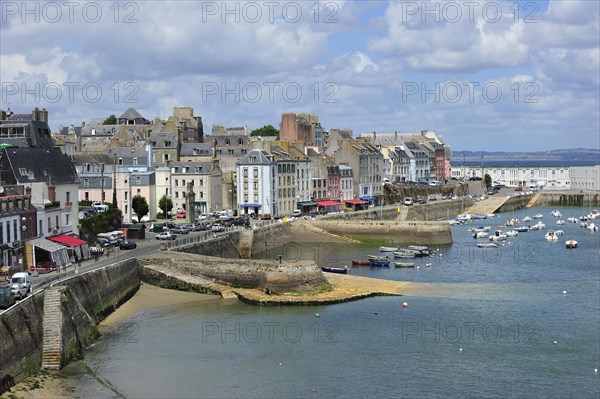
left=450, top=165, right=573, bottom=189
left=570, top=165, right=600, bottom=191
left=237, top=149, right=276, bottom=216
left=339, top=165, right=354, bottom=201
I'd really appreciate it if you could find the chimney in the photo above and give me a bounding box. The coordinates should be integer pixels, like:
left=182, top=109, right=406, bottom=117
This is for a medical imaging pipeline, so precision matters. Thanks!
left=0, top=110, right=6, bottom=121
left=41, top=108, right=48, bottom=122
left=32, top=108, right=39, bottom=121
left=146, top=143, right=153, bottom=169
left=48, top=185, right=56, bottom=203
left=394, top=131, right=398, bottom=144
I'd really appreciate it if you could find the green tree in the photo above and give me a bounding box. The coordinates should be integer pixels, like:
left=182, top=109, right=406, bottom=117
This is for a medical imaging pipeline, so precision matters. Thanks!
left=78, top=208, right=122, bottom=244
left=250, top=125, right=279, bottom=139
left=102, top=114, right=117, bottom=125
left=158, top=195, right=173, bottom=219
left=131, top=195, right=149, bottom=223
left=484, top=174, right=492, bottom=190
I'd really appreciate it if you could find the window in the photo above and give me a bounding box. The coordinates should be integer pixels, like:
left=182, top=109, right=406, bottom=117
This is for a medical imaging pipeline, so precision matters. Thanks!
left=124, top=192, right=128, bottom=200
left=136, top=176, right=141, bottom=184
left=254, top=194, right=258, bottom=202
left=84, top=178, right=89, bottom=187
left=118, top=158, right=123, bottom=165
left=66, top=192, right=70, bottom=202
left=137, top=189, right=141, bottom=195
left=133, top=158, right=138, bottom=165
left=66, top=215, right=69, bottom=226
left=254, top=182, right=258, bottom=190
left=253, top=168, right=259, bottom=178
left=243, top=168, right=248, bottom=178
left=84, top=192, right=89, bottom=201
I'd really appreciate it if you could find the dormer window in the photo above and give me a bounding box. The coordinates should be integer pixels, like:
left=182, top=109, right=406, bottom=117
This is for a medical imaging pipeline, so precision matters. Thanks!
left=118, top=158, right=123, bottom=165
left=133, top=158, right=138, bottom=165
left=225, top=139, right=230, bottom=146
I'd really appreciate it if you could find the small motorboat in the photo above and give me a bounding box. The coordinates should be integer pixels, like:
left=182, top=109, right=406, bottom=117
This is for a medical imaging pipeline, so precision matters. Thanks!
left=533, top=214, right=544, bottom=219
left=588, top=223, right=598, bottom=232
left=368, top=255, right=391, bottom=261
left=505, top=218, right=519, bottom=226
left=407, top=246, right=432, bottom=256
left=556, top=219, right=565, bottom=225
left=522, top=216, right=532, bottom=222
left=471, top=226, right=491, bottom=233
left=580, top=222, right=588, bottom=228
left=321, top=266, right=349, bottom=274
left=472, top=214, right=487, bottom=220
left=545, top=231, right=559, bottom=241
left=369, top=258, right=391, bottom=267
left=567, top=217, right=578, bottom=223
left=393, top=250, right=415, bottom=258
left=351, top=260, right=370, bottom=266
left=477, top=242, right=498, bottom=248
left=551, top=210, right=562, bottom=218
left=515, top=226, right=530, bottom=232
left=505, top=230, right=518, bottom=237
left=565, top=240, right=578, bottom=249
left=394, top=262, right=415, bottom=268
left=380, top=246, right=399, bottom=252
left=473, top=232, right=489, bottom=239
left=554, top=230, right=564, bottom=235
left=489, top=230, right=507, bottom=241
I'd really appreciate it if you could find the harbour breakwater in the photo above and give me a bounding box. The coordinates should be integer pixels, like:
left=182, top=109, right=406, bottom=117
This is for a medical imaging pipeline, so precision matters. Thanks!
left=533, top=192, right=600, bottom=207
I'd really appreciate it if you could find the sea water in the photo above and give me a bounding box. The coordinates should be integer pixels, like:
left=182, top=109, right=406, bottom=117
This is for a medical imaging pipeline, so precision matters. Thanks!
left=63, top=207, right=600, bottom=398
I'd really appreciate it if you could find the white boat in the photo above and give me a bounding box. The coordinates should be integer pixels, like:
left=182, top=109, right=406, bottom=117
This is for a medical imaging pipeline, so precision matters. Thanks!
left=580, top=222, right=588, bottom=228
left=393, top=251, right=415, bottom=258
left=489, top=230, right=507, bottom=241
left=505, top=230, right=518, bottom=237
left=485, top=213, right=495, bottom=218
left=515, top=226, right=530, bottom=232
left=477, top=242, right=498, bottom=248
left=588, top=223, right=598, bottom=232
left=545, top=231, right=559, bottom=241
left=380, top=246, right=399, bottom=252
left=522, top=216, right=532, bottom=222
left=567, top=217, right=578, bottom=223
left=551, top=210, right=562, bottom=218
left=505, top=218, right=520, bottom=226
left=529, top=224, right=540, bottom=231
left=556, top=220, right=565, bottom=225
left=368, top=255, right=391, bottom=261
left=394, top=262, right=415, bottom=268
left=565, top=240, right=578, bottom=249
left=554, top=230, right=564, bottom=235
left=533, top=214, right=544, bottom=219
left=470, top=226, right=491, bottom=233
left=473, top=232, right=489, bottom=239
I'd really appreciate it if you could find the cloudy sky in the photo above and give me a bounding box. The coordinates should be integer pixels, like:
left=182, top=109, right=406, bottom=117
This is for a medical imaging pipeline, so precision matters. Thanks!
left=1, top=0, right=599, bottom=151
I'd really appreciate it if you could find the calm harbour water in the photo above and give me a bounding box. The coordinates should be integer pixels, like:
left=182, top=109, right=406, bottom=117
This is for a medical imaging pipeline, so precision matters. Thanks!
left=64, top=206, right=600, bottom=398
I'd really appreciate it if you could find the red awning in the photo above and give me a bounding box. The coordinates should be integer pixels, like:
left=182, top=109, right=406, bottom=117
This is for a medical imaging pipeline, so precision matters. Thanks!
left=48, top=234, right=88, bottom=247
left=317, top=201, right=342, bottom=206
left=345, top=199, right=368, bottom=204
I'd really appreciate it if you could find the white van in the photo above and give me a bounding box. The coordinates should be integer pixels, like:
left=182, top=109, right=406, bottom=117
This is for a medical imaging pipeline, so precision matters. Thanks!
left=10, top=272, right=32, bottom=295
left=92, top=203, right=109, bottom=213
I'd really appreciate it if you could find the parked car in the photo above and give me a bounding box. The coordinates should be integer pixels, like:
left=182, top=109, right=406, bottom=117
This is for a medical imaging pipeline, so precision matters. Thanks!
left=119, top=240, right=137, bottom=250
left=403, top=197, right=413, bottom=206
left=156, top=232, right=177, bottom=240
left=170, top=226, right=190, bottom=235
left=0, top=285, right=16, bottom=309
left=197, top=213, right=209, bottom=220
left=10, top=282, right=28, bottom=299
left=150, top=223, right=166, bottom=233
left=515, top=187, right=524, bottom=191
left=211, top=223, right=226, bottom=232
left=176, top=211, right=186, bottom=219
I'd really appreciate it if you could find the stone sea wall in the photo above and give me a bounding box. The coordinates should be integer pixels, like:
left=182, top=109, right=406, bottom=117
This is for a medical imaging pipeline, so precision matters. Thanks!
left=311, top=220, right=453, bottom=244
left=0, top=292, right=45, bottom=394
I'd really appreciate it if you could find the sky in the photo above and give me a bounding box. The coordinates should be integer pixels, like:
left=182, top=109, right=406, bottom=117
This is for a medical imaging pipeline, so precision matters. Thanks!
left=1, top=0, right=599, bottom=151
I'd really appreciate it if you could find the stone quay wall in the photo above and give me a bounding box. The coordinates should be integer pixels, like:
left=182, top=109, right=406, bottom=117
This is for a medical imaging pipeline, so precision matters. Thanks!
left=57, top=259, right=140, bottom=367
left=0, top=259, right=140, bottom=395
left=139, top=253, right=328, bottom=295
left=311, top=220, right=453, bottom=244
left=0, top=292, right=45, bottom=394
left=533, top=192, right=600, bottom=207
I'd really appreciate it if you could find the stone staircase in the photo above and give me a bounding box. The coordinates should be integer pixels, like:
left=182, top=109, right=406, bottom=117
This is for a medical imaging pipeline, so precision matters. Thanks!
left=41, top=287, right=65, bottom=370
left=237, top=229, right=254, bottom=259
left=303, top=224, right=362, bottom=244
left=526, top=192, right=542, bottom=208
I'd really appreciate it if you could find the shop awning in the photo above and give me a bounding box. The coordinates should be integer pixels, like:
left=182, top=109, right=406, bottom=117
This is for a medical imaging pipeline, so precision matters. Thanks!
left=345, top=199, right=368, bottom=204
left=27, top=237, right=72, bottom=269
left=240, top=203, right=262, bottom=208
left=297, top=201, right=317, bottom=206
left=48, top=234, right=87, bottom=247
left=317, top=201, right=342, bottom=206
left=360, top=196, right=376, bottom=201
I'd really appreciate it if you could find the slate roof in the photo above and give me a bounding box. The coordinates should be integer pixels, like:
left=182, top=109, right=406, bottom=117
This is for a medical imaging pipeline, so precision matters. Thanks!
left=0, top=147, right=79, bottom=184
left=119, top=108, right=146, bottom=120
left=237, top=149, right=273, bottom=165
